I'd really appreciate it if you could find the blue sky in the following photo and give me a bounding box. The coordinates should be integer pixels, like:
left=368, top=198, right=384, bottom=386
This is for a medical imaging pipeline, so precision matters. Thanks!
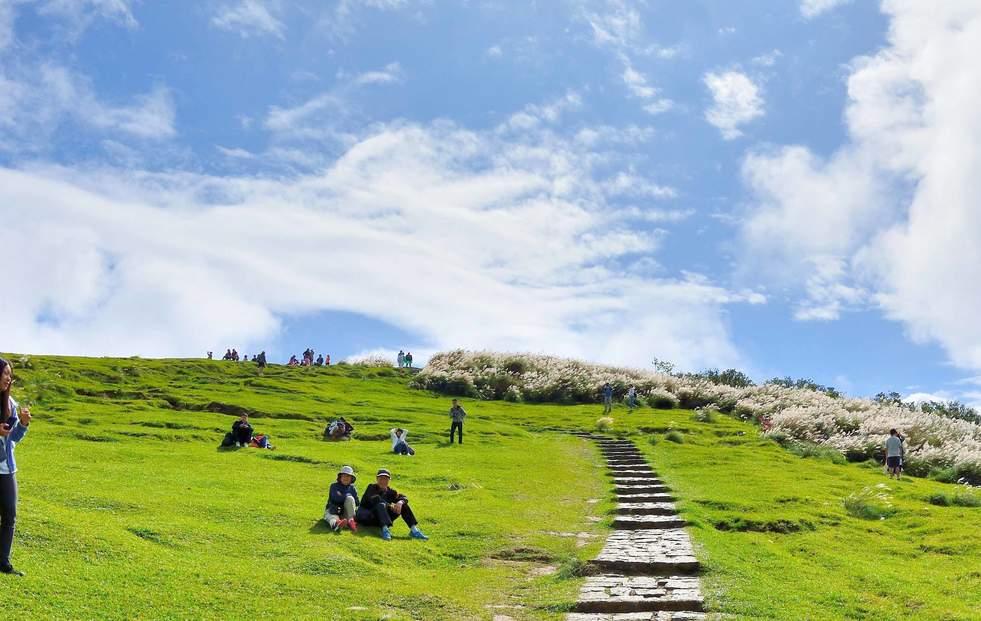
left=3, top=0, right=981, bottom=405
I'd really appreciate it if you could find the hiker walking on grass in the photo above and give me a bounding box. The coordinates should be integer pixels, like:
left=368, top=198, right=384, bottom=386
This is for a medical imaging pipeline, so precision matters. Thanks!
left=256, top=351, right=267, bottom=375
left=449, top=399, right=466, bottom=444
left=0, top=358, right=31, bottom=576
left=390, top=428, right=415, bottom=455
left=885, top=429, right=905, bottom=479
left=355, top=469, right=428, bottom=541
left=324, top=466, right=359, bottom=532
left=626, top=385, right=637, bottom=412
left=602, top=383, right=614, bottom=414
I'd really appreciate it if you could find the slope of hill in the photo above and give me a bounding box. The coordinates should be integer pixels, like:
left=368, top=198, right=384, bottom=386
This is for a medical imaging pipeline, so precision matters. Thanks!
left=3, top=354, right=980, bottom=620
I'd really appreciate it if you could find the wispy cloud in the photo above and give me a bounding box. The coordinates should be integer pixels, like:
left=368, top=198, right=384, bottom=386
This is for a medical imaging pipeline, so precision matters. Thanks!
left=0, top=111, right=754, bottom=370
left=216, top=145, right=256, bottom=159
left=211, top=0, right=285, bottom=39
left=703, top=70, right=764, bottom=139
left=353, top=62, right=403, bottom=85
left=800, top=0, right=852, bottom=19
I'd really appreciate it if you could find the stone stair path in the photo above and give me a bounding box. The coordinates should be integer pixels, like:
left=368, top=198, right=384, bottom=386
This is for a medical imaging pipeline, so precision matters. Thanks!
left=568, top=434, right=705, bottom=621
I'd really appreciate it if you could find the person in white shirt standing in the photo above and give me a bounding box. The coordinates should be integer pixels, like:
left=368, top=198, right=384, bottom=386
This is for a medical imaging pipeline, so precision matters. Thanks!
left=885, top=428, right=905, bottom=479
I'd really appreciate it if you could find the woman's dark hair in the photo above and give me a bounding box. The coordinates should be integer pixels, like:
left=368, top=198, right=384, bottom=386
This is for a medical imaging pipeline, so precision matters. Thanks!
left=0, top=358, right=10, bottom=422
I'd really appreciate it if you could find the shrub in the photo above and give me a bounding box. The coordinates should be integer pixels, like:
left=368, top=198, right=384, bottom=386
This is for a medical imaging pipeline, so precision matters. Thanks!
left=929, top=467, right=957, bottom=483
left=648, top=436, right=659, bottom=446
left=692, top=408, right=718, bottom=423
left=927, top=493, right=951, bottom=507
left=953, top=490, right=981, bottom=507
left=647, top=389, right=678, bottom=409
left=843, top=485, right=897, bottom=520
left=665, top=431, right=684, bottom=444
left=596, top=417, right=614, bottom=432
left=503, top=385, right=523, bottom=403
left=787, top=442, right=847, bottom=465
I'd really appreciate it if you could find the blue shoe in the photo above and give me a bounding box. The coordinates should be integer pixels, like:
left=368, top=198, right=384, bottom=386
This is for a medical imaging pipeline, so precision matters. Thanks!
left=409, top=527, right=429, bottom=541
left=381, top=526, right=392, bottom=541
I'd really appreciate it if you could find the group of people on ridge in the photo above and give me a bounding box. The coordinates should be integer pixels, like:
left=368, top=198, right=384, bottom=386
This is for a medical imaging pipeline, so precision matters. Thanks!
left=324, top=466, right=428, bottom=541
left=396, top=351, right=414, bottom=369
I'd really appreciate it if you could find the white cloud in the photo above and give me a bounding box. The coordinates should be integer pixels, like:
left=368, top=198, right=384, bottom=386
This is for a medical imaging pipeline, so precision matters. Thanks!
left=212, top=0, right=284, bottom=39
left=353, top=62, right=403, bottom=85
left=485, top=45, right=502, bottom=58
left=37, top=0, right=138, bottom=30
left=0, top=63, right=175, bottom=150
left=603, top=172, right=677, bottom=199
left=0, top=117, right=754, bottom=371
left=0, top=1, right=15, bottom=52
left=703, top=70, right=764, bottom=140
left=323, top=0, right=414, bottom=38
left=499, top=91, right=582, bottom=132
left=741, top=1, right=981, bottom=371
left=216, top=145, right=255, bottom=159
left=800, top=0, right=852, bottom=19
left=752, top=49, right=782, bottom=67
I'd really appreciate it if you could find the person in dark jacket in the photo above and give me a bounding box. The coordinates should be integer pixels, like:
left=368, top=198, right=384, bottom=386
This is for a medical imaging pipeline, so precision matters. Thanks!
left=324, top=466, right=359, bottom=532
left=449, top=399, right=466, bottom=444
left=0, top=358, right=31, bottom=576
left=232, top=414, right=253, bottom=447
left=355, top=469, right=428, bottom=541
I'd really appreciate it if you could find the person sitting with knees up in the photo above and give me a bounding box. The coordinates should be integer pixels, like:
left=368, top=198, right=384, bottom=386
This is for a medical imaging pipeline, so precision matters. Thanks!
left=231, top=414, right=253, bottom=448
left=390, top=427, right=415, bottom=456
left=324, top=466, right=359, bottom=533
left=355, top=469, right=428, bottom=541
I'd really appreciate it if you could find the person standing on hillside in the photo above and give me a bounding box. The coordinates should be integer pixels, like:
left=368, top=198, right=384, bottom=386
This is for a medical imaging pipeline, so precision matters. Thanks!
left=449, top=399, right=466, bottom=444
left=626, top=385, right=638, bottom=413
left=405, top=352, right=413, bottom=368
left=356, top=469, right=428, bottom=541
left=324, top=466, right=359, bottom=532
left=0, top=358, right=31, bottom=576
left=397, top=350, right=405, bottom=368
left=256, top=351, right=267, bottom=375
left=602, top=383, right=614, bottom=414
left=885, top=429, right=905, bottom=479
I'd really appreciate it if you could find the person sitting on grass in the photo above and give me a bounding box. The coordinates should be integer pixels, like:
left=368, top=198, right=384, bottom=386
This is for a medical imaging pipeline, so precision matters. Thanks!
left=232, top=414, right=253, bottom=448
left=315, top=355, right=324, bottom=366
left=355, top=469, right=428, bottom=541
left=885, top=428, right=905, bottom=479
left=324, top=466, right=359, bottom=532
left=390, top=428, right=415, bottom=456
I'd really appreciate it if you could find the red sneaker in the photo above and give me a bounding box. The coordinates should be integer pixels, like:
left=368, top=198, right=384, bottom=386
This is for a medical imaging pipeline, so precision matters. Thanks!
left=336, top=519, right=348, bottom=529
left=347, top=519, right=358, bottom=533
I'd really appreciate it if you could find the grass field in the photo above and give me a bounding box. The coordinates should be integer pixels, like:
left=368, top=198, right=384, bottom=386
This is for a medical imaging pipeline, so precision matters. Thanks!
left=3, top=354, right=980, bottom=620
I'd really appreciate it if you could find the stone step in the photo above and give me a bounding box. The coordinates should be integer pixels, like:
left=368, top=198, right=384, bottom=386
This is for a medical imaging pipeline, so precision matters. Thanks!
left=614, top=477, right=663, bottom=485
left=613, top=515, right=687, bottom=530
left=573, top=575, right=703, bottom=614
left=616, top=502, right=678, bottom=516
left=608, top=472, right=660, bottom=480
left=606, top=459, right=648, bottom=466
left=615, top=485, right=670, bottom=495
left=589, top=529, right=699, bottom=576
left=617, top=493, right=675, bottom=504
left=608, top=464, right=655, bottom=472
left=566, top=611, right=707, bottom=620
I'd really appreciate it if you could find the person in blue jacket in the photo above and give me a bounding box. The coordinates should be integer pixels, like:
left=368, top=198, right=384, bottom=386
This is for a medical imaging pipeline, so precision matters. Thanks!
left=0, top=358, right=31, bottom=577
left=324, top=466, right=360, bottom=532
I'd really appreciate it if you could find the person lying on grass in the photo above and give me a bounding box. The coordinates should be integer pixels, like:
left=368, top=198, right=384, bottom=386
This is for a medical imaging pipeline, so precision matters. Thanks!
left=324, top=465, right=359, bottom=532
left=355, top=469, right=428, bottom=541
left=324, top=417, right=354, bottom=441
left=390, top=428, right=415, bottom=455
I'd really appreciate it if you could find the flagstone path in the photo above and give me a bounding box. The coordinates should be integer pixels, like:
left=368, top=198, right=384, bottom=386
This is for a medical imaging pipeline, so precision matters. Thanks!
left=567, top=433, right=706, bottom=621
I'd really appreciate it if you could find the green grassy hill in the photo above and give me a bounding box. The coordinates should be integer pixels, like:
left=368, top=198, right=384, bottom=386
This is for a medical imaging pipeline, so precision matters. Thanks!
left=4, top=355, right=980, bottom=620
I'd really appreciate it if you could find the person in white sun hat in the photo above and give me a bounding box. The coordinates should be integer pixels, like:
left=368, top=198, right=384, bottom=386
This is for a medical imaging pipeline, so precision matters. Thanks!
left=324, top=465, right=360, bottom=532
